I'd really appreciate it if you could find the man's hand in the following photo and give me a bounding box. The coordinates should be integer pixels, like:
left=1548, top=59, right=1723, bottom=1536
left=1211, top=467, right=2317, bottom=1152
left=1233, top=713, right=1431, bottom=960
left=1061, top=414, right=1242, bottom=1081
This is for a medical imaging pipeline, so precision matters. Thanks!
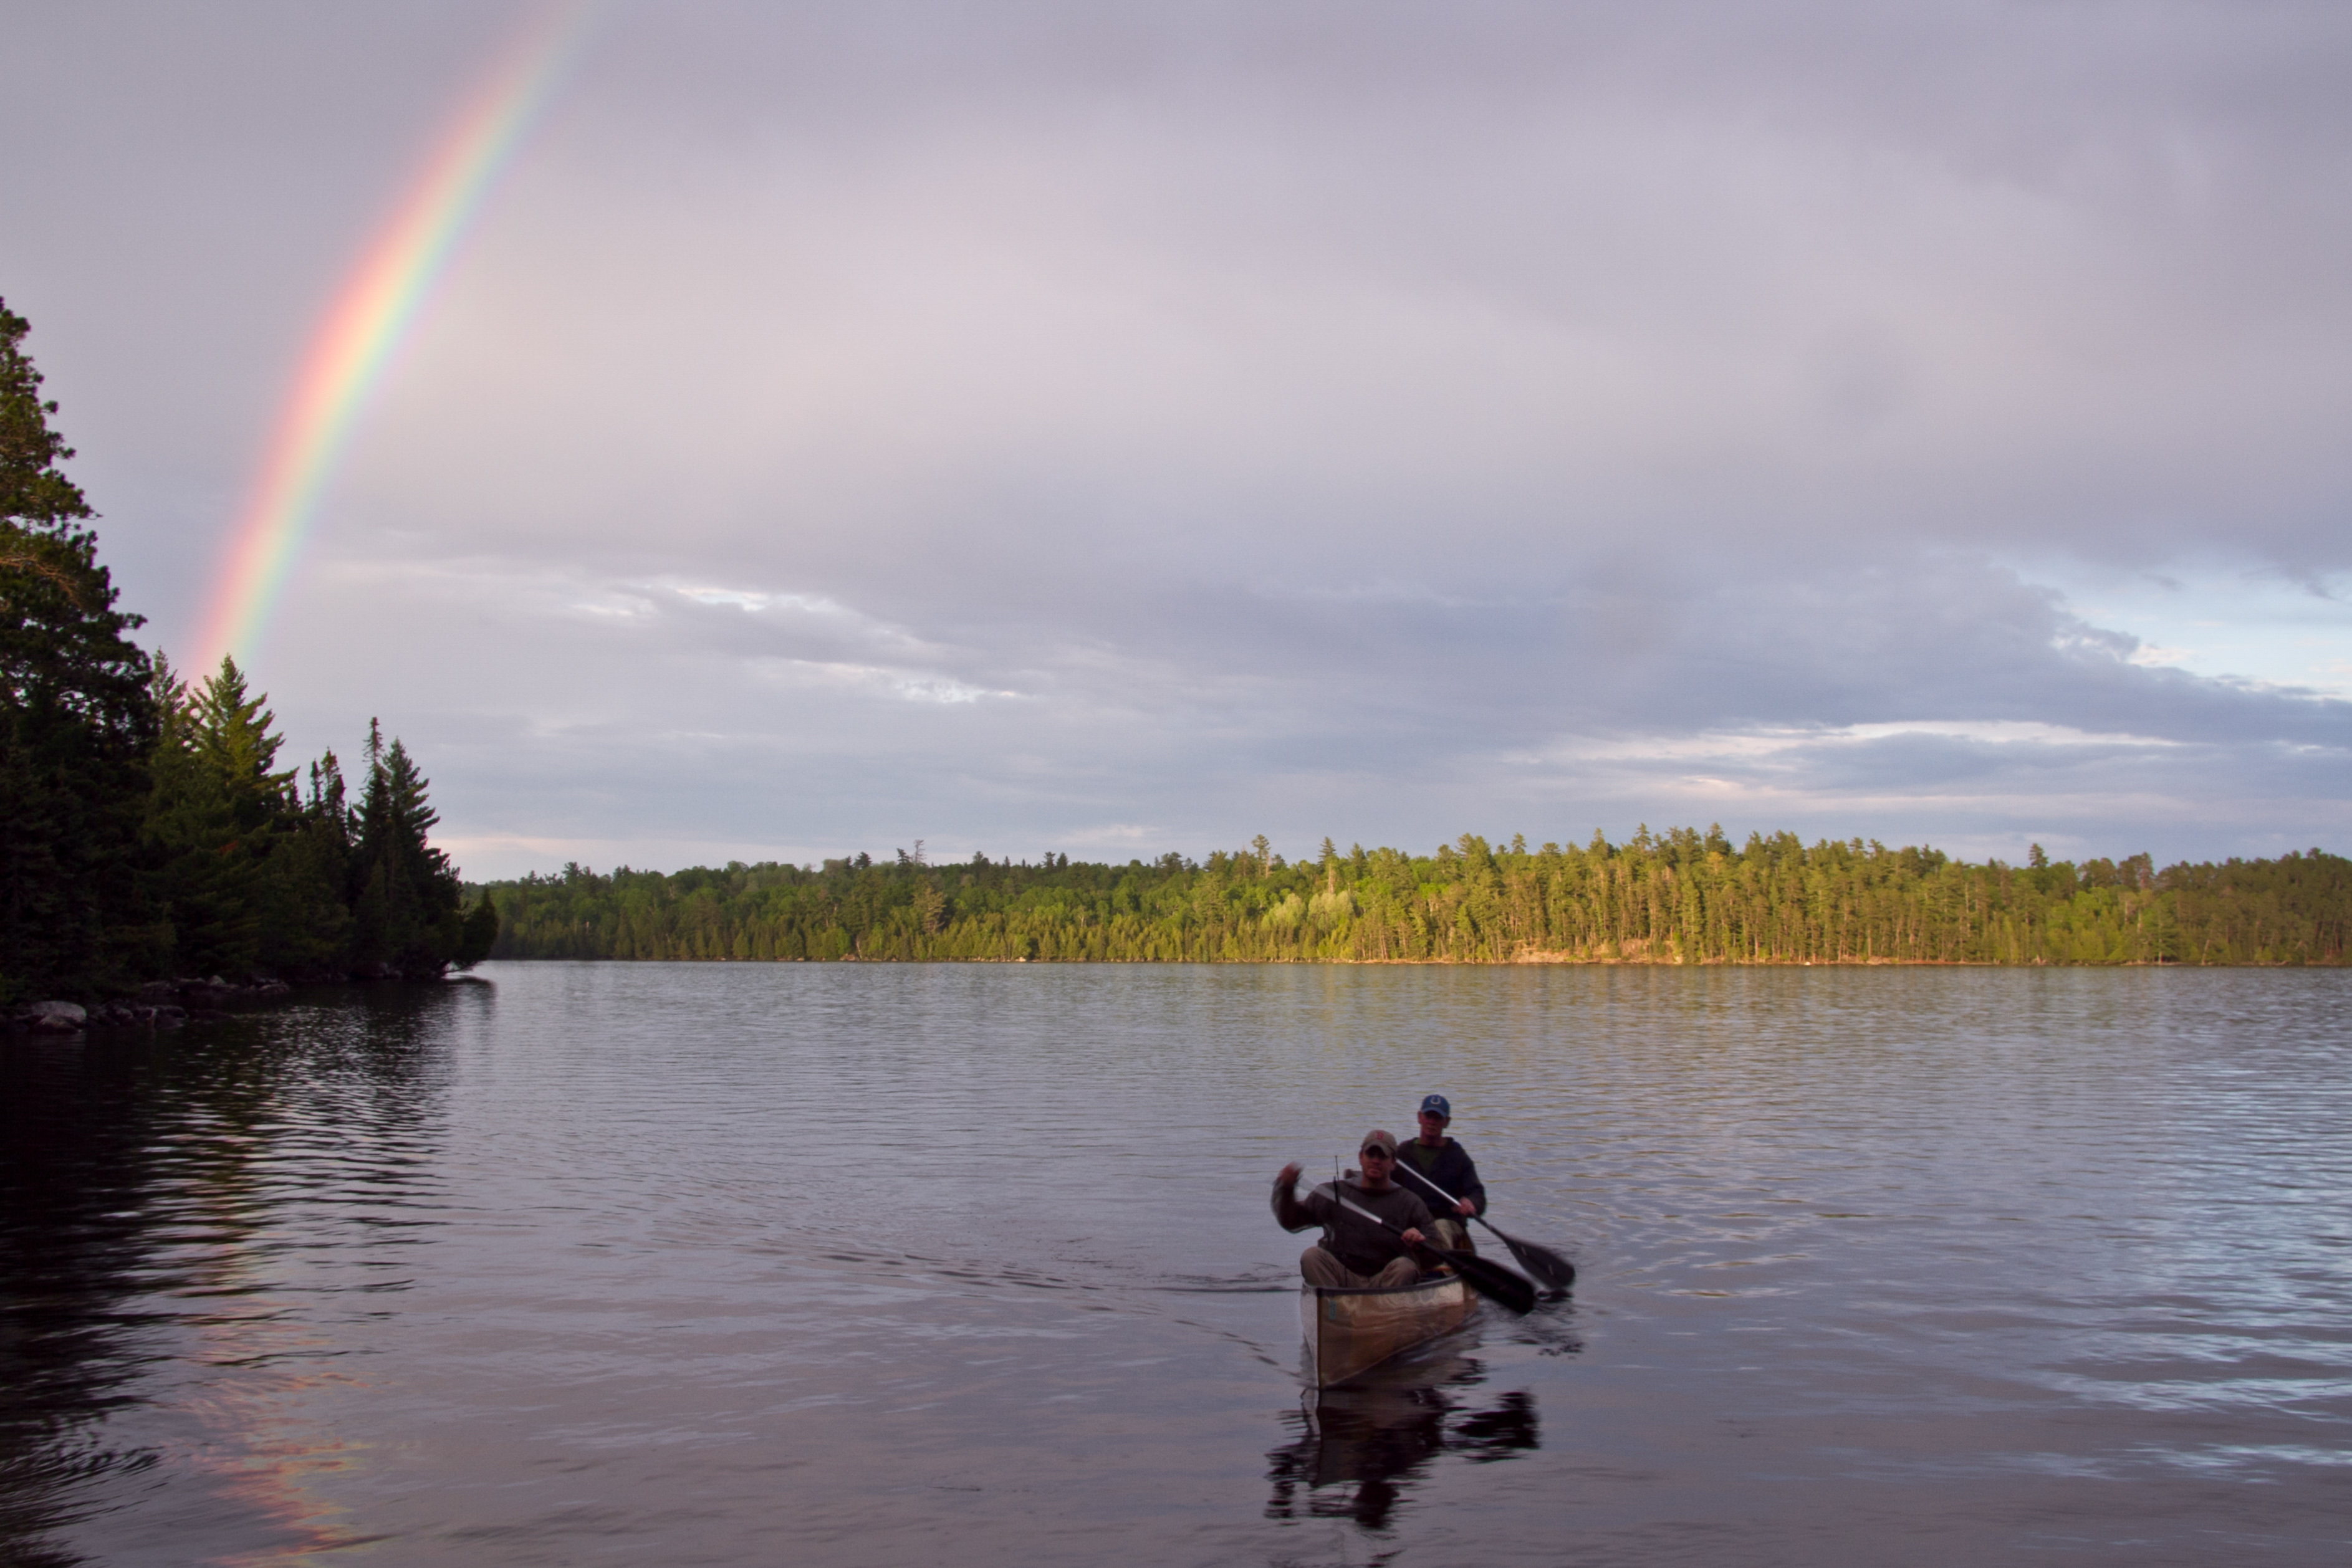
left=1401, top=1227, right=1425, bottom=1246
left=1277, top=1162, right=1303, bottom=1186
left=1456, top=1198, right=1476, bottom=1217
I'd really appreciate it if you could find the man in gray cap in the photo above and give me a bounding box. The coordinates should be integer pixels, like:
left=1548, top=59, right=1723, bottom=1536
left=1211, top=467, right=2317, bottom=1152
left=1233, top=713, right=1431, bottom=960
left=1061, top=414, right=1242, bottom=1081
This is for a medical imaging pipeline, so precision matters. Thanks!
left=1272, top=1129, right=1438, bottom=1288
left=1394, top=1093, right=1486, bottom=1253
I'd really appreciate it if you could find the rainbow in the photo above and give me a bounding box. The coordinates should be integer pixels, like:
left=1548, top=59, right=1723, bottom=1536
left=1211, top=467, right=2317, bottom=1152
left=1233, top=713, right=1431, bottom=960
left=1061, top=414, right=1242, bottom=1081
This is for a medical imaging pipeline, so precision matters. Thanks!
left=195, top=6, right=591, bottom=672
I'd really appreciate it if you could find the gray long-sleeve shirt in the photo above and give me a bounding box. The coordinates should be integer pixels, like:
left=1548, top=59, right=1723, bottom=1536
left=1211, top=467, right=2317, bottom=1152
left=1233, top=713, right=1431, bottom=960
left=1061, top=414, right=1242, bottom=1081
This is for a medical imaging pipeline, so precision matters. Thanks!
left=1272, top=1173, right=1436, bottom=1276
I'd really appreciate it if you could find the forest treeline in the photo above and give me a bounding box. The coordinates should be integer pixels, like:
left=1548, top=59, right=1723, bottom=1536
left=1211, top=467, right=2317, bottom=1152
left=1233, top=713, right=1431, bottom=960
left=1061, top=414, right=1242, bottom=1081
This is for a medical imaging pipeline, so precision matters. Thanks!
left=1, top=298, right=493, bottom=1005
left=485, top=830, right=2348, bottom=968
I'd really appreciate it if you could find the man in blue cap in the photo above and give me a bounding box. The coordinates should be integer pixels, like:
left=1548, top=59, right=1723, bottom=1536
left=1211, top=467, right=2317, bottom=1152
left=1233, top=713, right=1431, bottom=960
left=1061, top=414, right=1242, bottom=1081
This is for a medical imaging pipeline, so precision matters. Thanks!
left=1394, top=1094, right=1486, bottom=1252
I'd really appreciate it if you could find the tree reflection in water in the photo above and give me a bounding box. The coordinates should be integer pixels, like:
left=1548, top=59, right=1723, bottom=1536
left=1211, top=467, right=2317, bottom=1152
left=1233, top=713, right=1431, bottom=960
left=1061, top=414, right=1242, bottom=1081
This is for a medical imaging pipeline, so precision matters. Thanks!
left=1264, top=1352, right=1540, bottom=1530
left=0, top=988, right=464, bottom=1568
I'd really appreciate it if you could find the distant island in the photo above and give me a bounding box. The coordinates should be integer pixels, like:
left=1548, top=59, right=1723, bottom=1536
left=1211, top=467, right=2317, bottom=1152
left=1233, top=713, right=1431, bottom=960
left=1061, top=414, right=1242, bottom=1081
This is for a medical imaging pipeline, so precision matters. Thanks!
left=481, top=833, right=2346, bottom=967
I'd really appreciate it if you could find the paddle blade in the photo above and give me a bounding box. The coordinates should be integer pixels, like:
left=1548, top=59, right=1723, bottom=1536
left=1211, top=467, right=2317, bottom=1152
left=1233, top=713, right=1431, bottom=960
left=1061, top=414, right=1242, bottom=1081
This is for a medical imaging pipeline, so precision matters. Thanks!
left=1497, top=1231, right=1577, bottom=1292
left=1432, top=1247, right=1538, bottom=1315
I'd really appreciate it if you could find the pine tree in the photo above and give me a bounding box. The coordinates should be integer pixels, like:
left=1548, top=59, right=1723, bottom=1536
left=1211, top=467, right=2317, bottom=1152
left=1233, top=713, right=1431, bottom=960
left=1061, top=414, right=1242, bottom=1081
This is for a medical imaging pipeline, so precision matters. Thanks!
left=456, top=890, right=500, bottom=967
left=190, top=655, right=295, bottom=816
left=351, top=722, right=466, bottom=975
left=0, top=298, right=161, bottom=1002
left=145, top=657, right=265, bottom=977
left=261, top=749, right=356, bottom=977
left=198, top=657, right=365, bottom=975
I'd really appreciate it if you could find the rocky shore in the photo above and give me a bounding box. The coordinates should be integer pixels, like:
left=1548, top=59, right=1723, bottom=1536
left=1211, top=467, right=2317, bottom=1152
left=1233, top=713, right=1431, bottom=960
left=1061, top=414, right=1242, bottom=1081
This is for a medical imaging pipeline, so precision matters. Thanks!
left=6, top=975, right=296, bottom=1035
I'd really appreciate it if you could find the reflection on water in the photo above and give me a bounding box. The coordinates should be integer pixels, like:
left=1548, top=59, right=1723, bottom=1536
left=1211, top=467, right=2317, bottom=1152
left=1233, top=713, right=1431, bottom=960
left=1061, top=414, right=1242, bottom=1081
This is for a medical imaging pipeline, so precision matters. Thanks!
left=3, top=965, right=2348, bottom=1567
left=0, top=984, right=477, bottom=1567
left=1266, top=1342, right=1544, bottom=1530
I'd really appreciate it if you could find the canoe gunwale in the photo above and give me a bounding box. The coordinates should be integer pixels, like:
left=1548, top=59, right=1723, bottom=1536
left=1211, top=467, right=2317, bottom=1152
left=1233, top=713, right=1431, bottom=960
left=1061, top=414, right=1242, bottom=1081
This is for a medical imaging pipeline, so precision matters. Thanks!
left=1308, top=1274, right=1458, bottom=1298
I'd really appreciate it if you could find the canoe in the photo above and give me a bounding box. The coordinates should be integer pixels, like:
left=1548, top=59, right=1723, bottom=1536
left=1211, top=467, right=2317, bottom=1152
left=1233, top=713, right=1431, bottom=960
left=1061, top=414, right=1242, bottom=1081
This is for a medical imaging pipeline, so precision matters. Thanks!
left=1300, top=1273, right=1474, bottom=1388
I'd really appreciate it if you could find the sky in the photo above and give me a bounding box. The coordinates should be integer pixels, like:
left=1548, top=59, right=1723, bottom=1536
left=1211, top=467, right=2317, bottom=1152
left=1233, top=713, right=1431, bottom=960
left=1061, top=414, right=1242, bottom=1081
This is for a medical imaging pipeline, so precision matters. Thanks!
left=4, top=1, right=2348, bottom=879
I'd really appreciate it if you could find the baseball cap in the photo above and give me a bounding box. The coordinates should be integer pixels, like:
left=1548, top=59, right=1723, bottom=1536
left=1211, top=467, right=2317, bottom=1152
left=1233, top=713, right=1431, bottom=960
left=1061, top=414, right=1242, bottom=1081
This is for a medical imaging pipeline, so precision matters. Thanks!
left=1419, top=1094, right=1452, bottom=1119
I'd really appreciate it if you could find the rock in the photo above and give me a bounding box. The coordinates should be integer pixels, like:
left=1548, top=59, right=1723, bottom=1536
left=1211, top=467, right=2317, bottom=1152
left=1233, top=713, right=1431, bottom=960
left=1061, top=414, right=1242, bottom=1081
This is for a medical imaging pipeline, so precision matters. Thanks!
left=28, top=1000, right=87, bottom=1033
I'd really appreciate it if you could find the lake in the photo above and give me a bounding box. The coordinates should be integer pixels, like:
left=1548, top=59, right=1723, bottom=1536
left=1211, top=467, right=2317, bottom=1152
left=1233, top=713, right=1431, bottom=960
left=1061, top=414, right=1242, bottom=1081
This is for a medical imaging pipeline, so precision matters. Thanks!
left=4, top=963, right=2348, bottom=1566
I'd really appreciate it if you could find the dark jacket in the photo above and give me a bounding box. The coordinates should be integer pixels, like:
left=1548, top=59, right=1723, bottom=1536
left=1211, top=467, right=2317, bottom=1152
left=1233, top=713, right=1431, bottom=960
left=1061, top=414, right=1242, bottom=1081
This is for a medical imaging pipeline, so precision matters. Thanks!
left=1272, top=1174, right=1436, bottom=1276
left=1392, top=1137, right=1485, bottom=1220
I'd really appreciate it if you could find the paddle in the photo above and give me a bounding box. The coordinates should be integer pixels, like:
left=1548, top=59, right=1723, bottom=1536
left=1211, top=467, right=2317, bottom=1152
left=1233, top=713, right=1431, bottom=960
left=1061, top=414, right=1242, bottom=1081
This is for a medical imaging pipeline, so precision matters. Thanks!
left=1325, top=1190, right=1538, bottom=1316
left=1388, top=1162, right=1577, bottom=1291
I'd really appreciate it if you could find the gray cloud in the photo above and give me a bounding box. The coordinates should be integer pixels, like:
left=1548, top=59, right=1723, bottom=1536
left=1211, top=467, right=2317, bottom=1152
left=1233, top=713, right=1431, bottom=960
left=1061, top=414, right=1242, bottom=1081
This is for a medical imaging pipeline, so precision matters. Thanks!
left=3, top=2, right=2346, bottom=874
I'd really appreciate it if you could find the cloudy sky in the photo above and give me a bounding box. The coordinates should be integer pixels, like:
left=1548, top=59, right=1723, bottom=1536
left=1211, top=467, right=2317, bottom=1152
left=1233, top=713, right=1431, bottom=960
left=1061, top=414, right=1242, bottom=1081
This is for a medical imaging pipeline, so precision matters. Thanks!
left=5, top=1, right=2348, bottom=877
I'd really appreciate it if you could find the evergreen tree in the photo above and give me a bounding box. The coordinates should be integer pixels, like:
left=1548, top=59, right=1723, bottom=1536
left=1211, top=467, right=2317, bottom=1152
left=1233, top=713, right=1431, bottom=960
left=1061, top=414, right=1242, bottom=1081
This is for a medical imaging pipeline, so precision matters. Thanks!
left=146, top=654, right=318, bottom=977
left=262, top=749, right=355, bottom=977
left=351, top=721, right=467, bottom=975
left=190, top=654, right=294, bottom=814
left=196, top=658, right=355, bottom=975
left=456, top=890, right=500, bottom=967
left=145, top=656, right=264, bottom=976
left=146, top=660, right=385, bottom=980
left=0, top=298, right=161, bottom=1002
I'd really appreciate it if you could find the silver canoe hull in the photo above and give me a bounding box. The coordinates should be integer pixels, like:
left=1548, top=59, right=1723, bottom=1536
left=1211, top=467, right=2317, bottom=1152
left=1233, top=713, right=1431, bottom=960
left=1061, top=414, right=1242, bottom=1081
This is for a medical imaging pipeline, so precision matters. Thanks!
left=1300, top=1274, right=1474, bottom=1389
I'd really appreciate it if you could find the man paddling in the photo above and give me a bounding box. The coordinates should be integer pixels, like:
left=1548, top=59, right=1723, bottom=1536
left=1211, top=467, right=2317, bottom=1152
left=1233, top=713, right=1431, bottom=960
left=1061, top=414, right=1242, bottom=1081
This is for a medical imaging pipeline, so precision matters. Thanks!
left=1394, top=1094, right=1486, bottom=1253
left=1274, top=1130, right=1436, bottom=1289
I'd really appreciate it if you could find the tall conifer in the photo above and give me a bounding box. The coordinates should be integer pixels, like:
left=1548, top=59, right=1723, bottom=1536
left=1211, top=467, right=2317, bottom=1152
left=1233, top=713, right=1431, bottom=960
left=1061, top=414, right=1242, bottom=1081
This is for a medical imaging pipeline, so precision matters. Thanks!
left=0, top=299, right=160, bottom=1000
left=351, top=722, right=467, bottom=975
left=145, top=656, right=264, bottom=976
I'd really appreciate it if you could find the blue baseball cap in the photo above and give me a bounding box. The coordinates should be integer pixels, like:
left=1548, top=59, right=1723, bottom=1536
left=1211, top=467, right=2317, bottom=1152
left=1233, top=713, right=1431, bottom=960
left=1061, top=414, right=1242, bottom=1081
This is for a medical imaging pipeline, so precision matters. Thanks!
left=1419, top=1094, right=1452, bottom=1119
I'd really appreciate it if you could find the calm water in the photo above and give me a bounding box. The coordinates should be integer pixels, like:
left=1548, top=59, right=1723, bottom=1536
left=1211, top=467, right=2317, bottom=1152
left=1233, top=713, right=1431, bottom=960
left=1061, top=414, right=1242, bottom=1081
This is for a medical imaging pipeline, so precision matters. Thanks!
left=4, top=963, right=2348, bottom=1566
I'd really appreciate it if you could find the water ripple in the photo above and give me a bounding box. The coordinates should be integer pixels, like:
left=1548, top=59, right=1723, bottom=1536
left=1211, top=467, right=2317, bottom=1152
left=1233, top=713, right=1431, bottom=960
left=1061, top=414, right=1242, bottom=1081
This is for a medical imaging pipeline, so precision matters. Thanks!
left=4, top=966, right=2347, bottom=1566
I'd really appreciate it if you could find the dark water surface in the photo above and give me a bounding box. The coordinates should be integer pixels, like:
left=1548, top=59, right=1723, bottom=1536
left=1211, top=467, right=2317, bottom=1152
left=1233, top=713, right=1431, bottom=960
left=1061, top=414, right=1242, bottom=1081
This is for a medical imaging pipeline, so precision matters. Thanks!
left=4, top=964, right=2348, bottom=1566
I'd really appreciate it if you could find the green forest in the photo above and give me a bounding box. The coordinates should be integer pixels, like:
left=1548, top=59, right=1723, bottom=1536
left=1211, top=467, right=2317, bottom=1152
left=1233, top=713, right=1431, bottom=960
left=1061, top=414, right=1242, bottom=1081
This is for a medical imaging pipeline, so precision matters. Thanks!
left=1, top=298, right=493, bottom=1006
left=485, top=831, right=2347, bottom=968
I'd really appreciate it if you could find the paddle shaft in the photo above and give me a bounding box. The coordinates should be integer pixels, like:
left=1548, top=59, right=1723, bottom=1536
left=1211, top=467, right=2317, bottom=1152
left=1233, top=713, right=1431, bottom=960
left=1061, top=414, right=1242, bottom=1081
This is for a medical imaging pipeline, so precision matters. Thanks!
left=1387, top=1158, right=1477, bottom=1218
left=1390, top=1158, right=1577, bottom=1291
left=1330, top=1190, right=1429, bottom=1245
left=1324, top=1190, right=1536, bottom=1314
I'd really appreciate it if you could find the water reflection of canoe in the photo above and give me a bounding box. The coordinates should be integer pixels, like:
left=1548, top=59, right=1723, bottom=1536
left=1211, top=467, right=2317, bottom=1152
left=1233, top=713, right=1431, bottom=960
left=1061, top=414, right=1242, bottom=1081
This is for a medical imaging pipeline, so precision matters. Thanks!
left=1267, top=1347, right=1541, bottom=1528
left=1300, top=1274, right=1474, bottom=1388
